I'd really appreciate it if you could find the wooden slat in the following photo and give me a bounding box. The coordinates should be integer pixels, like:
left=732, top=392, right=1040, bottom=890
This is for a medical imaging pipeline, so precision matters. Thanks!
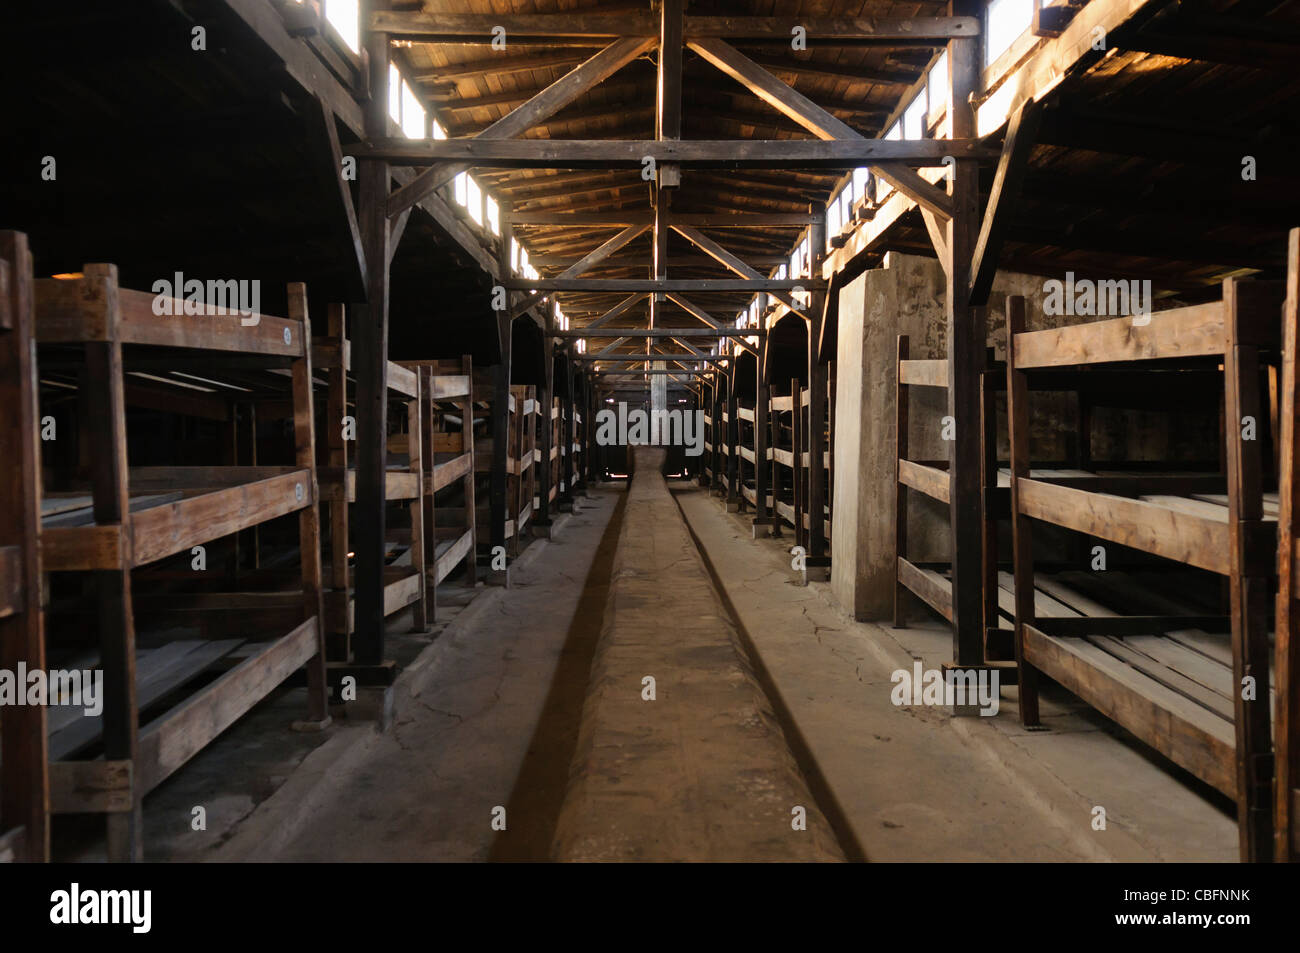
left=130, top=470, right=314, bottom=566
left=135, top=620, right=319, bottom=794
left=48, top=761, right=133, bottom=815
left=899, top=358, right=948, bottom=387
left=898, top=459, right=951, bottom=504
left=897, top=557, right=953, bottom=622
left=1024, top=624, right=1237, bottom=796
left=1013, top=302, right=1225, bottom=369
left=430, top=452, right=473, bottom=493
left=1017, top=478, right=1230, bottom=574
left=433, top=529, right=474, bottom=586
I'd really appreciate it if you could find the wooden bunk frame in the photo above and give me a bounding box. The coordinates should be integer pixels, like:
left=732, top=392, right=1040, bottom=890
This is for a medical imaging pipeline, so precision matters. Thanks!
left=1274, top=227, right=1300, bottom=862
left=316, top=304, right=426, bottom=663
left=405, top=358, right=478, bottom=610
left=0, top=232, right=48, bottom=862
left=770, top=378, right=834, bottom=554
left=32, top=260, right=329, bottom=862
left=894, top=333, right=1010, bottom=669
left=1006, top=282, right=1284, bottom=863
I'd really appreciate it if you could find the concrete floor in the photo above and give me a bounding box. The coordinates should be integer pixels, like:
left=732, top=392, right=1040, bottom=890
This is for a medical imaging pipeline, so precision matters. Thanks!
left=127, top=478, right=1239, bottom=863
left=674, top=484, right=1238, bottom=862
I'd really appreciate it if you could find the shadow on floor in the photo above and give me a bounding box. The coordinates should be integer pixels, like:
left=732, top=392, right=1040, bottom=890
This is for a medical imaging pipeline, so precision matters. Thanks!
left=488, top=489, right=630, bottom=861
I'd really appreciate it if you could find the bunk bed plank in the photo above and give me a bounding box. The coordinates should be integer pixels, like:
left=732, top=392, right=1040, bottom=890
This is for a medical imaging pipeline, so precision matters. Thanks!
left=135, top=618, right=321, bottom=794
left=1013, top=301, right=1225, bottom=369
left=1022, top=624, right=1237, bottom=795
left=1017, top=478, right=1229, bottom=574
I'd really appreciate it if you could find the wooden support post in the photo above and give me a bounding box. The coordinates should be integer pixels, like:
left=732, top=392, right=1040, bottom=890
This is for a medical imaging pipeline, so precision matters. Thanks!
left=807, top=213, right=828, bottom=561
left=288, top=284, right=330, bottom=724
left=725, top=362, right=740, bottom=510
left=894, top=335, right=910, bottom=628
left=407, top=373, right=428, bottom=630
left=792, top=376, right=804, bottom=550
left=981, top=351, right=1002, bottom=659
left=753, top=332, right=771, bottom=534
left=945, top=13, right=985, bottom=668
left=325, top=304, right=350, bottom=659
left=0, top=231, right=49, bottom=862
left=460, top=355, right=479, bottom=586
left=560, top=361, right=576, bottom=506
left=1277, top=228, right=1300, bottom=862
left=1224, top=277, right=1274, bottom=863
left=537, top=332, right=555, bottom=527
left=1005, top=296, right=1041, bottom=727
left=352, top=11, right=392, bottom=665
left=82, top=263, right=141, bottom=862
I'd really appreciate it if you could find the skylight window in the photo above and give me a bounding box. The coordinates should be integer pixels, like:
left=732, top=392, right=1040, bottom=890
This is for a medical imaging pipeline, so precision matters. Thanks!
left=986, top=0, right=1033, bottom=66
left=928, top=52, right=949, bottom=123
left=466, top=176, right=483, bottom=226
left=853, top=167, right=869, bottom=201
left=827, top=195, right=842, bottom=242
left=903, top=93, right=928, bottom=140
left=400, top=81, right=425, bottom=139
left=885, top=121, right=902, bottom=141
left=388, top=64, right=402, bottom=123
left=454, top=171, right=468, bottom=207
left=486, top=196, right=500, bottom=235
left=324, top=0, right=359, bottom=55
left=431, top=119, right=447, bottom=140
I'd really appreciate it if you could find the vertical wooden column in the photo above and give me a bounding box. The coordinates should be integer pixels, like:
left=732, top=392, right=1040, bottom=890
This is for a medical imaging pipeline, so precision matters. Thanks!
left=753, top=332, right=771, bottom=533
left=325, top=304, right=349, bottom=659
left=407, top=373, right=428, bottom=630
left=288, top=284, right=330, bottom=723
left=807, top=215, right=828, bottom=560
left=946, top=8, right=985, bottom=667
left=82, top=262, right=141, bottom=862
left=0, top=231, right=49, bottom=862
left=791, top=376, right=804, bottom=550
left=980, top=343, right=1001, bottom=659
left=725, top=360, right=740, bottom=509
left=1276, top=228, right=1300, bottom=862
left=537, top=327, right=555, bottom=527
left=894, top=335, right=910, bottom=628
left=1005, top=296, right=1040, bottom=727
left=560, top=360, right=575, bottom=508
left=352, top=7, right=392, bottom=664
left=459, top=355, right=479, bottom=586
left=1224, top=277, right=1275, bottom=863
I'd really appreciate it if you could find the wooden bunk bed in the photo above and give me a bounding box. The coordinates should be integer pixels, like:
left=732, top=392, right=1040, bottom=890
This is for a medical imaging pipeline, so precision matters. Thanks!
left=1005, top=281, right=1285, bottom=863
left=510, top=385, right=539, bottom=547
left=404, top=358, right=478, bottom=614
left=0, top=232, right=48, bottom=862
left=31, top=260, right=329, bottom=862
left=894, top=333, right=1010, bottom=667
left=770, top=373, right=835, bottom=574
left=316, top=304, right=427, bottom=662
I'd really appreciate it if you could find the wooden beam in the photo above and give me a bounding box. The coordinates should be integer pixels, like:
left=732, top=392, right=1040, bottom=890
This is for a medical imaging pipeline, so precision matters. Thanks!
left=969, top=100, right=1043, bottom=305
left=309, top=94, right=367, bottom=301
left=510, top=224, right=649, bottom=319
left=560, top=328, right=759, bottom=338
left=387, top=37, right=656, bottom=218
left=372, top=11, right=978, bottom=42
left=671, top=224, right=800, bottom=312
left=510, top=278, right=823, bottom=292
left=354, top=137, right=991, bottom=168
left=513, top=211, right=818, bottom=226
